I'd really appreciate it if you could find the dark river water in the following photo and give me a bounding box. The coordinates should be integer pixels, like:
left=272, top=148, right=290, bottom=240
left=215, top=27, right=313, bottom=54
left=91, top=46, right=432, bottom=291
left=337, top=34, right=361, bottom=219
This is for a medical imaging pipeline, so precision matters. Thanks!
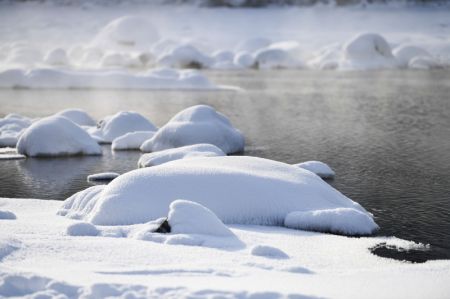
left=1, top=70, right=449, bottom=261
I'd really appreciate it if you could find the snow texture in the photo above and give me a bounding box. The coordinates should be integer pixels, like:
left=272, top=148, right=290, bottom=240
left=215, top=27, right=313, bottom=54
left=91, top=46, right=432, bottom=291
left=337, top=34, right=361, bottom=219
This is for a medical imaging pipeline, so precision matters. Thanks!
left=87, top=172, right=120, bottom=182
left=138, top=143, right=225, bottom=168
left=16, top=116, right=101, bottom=157
left=140, top=105, right=244, bottom=154
left=250, top=245, right=289, bottom=259
left=111, top=131, right=155, bottom=151
left=55, top=108, right=96, bottom=126
left=0, top=210, right=16, bottom=220
left=66, top=222, right=99, bottom=236
left=294, top=161, right=335, bottom=179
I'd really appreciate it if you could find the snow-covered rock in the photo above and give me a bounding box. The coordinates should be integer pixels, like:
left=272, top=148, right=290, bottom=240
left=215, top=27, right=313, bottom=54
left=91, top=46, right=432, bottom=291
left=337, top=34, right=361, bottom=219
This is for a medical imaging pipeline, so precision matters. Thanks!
left=0, top=210, right=16, bottom=220
left=212, top=50, right=234, bottom=63
left=66, top=222, right=99, bottom=236
left=168, top=200, right=234, bottom=237
left=294, top=161, right=335, bottom=179
left=89, top=111, right=156, bottom=144
left=235, top=37, right=271, bottom=54
left=233, top=51, right=255, bottom=68
left=55, top=108, right=96, bottom=126
left=44, top=48, right=69, bottom=66
left=140, top=105, right=244, bottom=154
left=284, top=208, right=378, bottom=235
left=16, top=116, right=101, bottom=157
left=341, top=33, right=398, bottom=70
left=250, top=245, right=289, bottom=259
left=409, top=56, right=439, bottom=70
left=138, top=144, right=225, bottom=168
left=111, top=131, right=155, bottom=151
left=0, top=114, right=32, bottom=147
left=393, top=45, right=432, bottom=68
left=254, top=48, right=300, bottom=69
left=87, top=172, right=120, bottom=182
left=58, top=156, right=377, bottom=236
left=308, top=43, right=341, bottom=70
left=157, top=44, right=213, bottom=69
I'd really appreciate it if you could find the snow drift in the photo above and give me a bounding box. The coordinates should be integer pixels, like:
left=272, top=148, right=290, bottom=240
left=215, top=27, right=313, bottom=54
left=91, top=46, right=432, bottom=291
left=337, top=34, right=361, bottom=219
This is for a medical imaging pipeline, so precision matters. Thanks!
left=294, top=161, right=335, bottom=179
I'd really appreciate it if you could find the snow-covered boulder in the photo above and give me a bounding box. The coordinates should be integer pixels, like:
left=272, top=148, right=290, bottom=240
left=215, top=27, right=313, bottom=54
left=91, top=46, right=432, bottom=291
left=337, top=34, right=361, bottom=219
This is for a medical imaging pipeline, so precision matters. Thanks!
left=341, top=33, right=398, bottom=70
left=89, top=112, right=156, bottom=143
left=393, top=45, right=432, bottom=68
left=212, top=50, right=234, bottom=63
left=44, top=48, right=69, bottom=66
left=112, top=131, right=155, bottom=151
left=87, top=172, right=119, bottom=182
left=140, top=105, right=244, bottom=154
left=308, top=43, right=341, bottom=70
left=294, top=161, right=335, bottom=179
left=16, top=116, right=101, bottom=157
left=233, top=51, right=255, bottom=68
left=138, top=144, right=225, bottom=168
left=0, top=114, right=32, bottom=147
left=58, top=156, right=377, bottom=236
left=235, top=37, right=271, bottom=54
left=409, top=56, right=439, bottom=70
left=157, top=44, right=213, bottom=69
left=254, top=48, right=299, bottom=69
left=168, top=200, right=234, bottom=237
left=55, top=109, right=96, bottom=127
left=66, top=222, right=99, bottom=236
left=284, top=208, right=378, bottom=235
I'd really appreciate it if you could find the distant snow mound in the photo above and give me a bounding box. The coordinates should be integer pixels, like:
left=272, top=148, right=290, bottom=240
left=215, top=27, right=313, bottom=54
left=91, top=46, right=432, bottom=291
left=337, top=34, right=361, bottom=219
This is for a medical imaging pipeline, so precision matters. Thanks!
left=233, top=51, right=255, bottom=68
left=17, top=116, right=101, bottom=157
left=341, top=33, right=398, bottom=70
left=157, top=44, right=213, bottom=69
left=235, top=37, right=272, bottom=54
left=168, top=200, right=234, bottom=237
left=254, top=48, right=299, bottom=69
left=56, top=108, right=96, bottom=127
left=0, top=210, right=16, bottom=220
left=88, top=111, right=157, bottom=143
left=141, top=105, right=244, bottom=154
left=409, top=56, right=439, bottom=70
left=250, top=245, right=289, bottom=259
left=0, top=114, right=32, bottom=147
left=284, top=208, right=379, bottom=235
left=66, top=222, right=99, bottom=236
left=58, top=156, right=377, bottom=236
left=294, top=161, right=335, bottom=179
left=112, top=131, right=155, bottom=151
left=138, top=143, right=225, bottom=167
left=44, top=48, right=69, bottom=66
left=393, top=45, right=431, bottom=68
left=87, top=172, right=119, bottom=182
left=92, top=16, right=159, bottom=50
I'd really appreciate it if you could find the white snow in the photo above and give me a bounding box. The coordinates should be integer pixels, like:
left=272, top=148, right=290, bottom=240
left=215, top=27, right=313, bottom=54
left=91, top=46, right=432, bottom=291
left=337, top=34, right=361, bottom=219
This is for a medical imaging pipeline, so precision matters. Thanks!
left=157, top=44, right=214, bottom=69
left=111, top=131, right=156, bottom=151
left=168, top=200, right=234, bottom=237
left=409, top=56, right=439, bottom=70
left=55, top=108, right=96, bottom=127
left=250, top=245, right=289, bottom=259
left=393, top=45, right=432, bottom=68
left=58, top=156, right=375, bottom=236
left=235, top=37, right=272, bottom=54
left=0, top=114, right=32, bottom=147
left=254, top=48, right=300, bottom=69
left=87, top=172, right=120, bottom=182
left=141, top=105, right=244, bottom=154
left=44, top=48, right=69, bottom=66
left=16, top=116, right=101, bottom=157
left=88, top=111, right=157, bottom=144
left=0, top=210, right=16, bottom=220
left=66, top=222, right=99, bottom=236
left=284, top=208, right=379, bottom=235
left=138, top=143, right=225, bottom=168
left=294, top=161, right=335, bottom=179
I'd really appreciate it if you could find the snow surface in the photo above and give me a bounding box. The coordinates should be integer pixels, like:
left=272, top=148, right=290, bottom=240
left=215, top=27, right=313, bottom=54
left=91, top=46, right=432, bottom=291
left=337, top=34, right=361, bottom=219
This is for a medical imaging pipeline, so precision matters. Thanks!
left=58, top=156, right=376, bottom=236
left=111, top=131, right=155, bottom=151
left=250, top=245, right=289, bottom=259
left=55, top=108, right=96, bottom=127
left=16, top=116, right=101, bottom=157
left=294, top=161, right=335, bottom=179
left=138, top=143, right=225, bottom=168
left=1, top=197, right=449, bottom=299
left=88, top=111, right=157, bottom=144
left=141, top=105, right=245, bottom=154
left=87, top=172, right=120, bottom=182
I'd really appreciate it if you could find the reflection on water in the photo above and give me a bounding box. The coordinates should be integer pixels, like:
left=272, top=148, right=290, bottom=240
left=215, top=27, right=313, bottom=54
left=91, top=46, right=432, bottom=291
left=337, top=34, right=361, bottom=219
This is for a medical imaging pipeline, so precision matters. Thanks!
left=0, top=70, right=450, bottom=260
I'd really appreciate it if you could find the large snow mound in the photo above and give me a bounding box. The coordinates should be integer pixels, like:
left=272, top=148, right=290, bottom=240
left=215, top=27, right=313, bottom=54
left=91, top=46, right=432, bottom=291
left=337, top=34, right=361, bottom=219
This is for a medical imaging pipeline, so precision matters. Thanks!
left=141, top=105, right=244, bottom=154
left=55, top=108, right=96, bottom=126
left=294, top=161, right=335, bottom=179
left=168, top=200, right=234, bottom=237
left=284, top=208, right=379, bottom=235
left=0, top=68, right=222, bottom=90
left=16, top=116, right=101, bottom=157
left=58, top=156, right=376, bottom=236
left=138, top=143, right=225, bottom=168
left=89, top=112, right=156, bottom=143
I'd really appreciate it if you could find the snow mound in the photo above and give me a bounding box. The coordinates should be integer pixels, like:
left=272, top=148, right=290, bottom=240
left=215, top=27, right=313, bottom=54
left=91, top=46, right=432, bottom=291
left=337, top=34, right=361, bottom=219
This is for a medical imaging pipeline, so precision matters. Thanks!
left=250, top=245, right=289, bottom=259
left=341, top=33, right=398, bottom=70
left=55, top=108, right=96, bottom=126
left=87, top=172, right=119, bottom=182
left=112, top=131, right=155, bottom=151
left=0, top=114, right=32, bottom=147
left=44, top=48, right=69, bottom=66
left=66, top=222, right=99, bottom=236
left=16, top=116, right=101, bottom=157
left=233, top=52, right=255, bottom=68
left=140, top=105, right=244, bottom=154
left=409, top=56, right=439, bottom=70
left=254, top=48, right=300, bottom=69
left=0, top=68, right=221, bottom=90
left=0, top=210, right=16, bottom=220
left=393, top=45, right=431, bottom=68
left=294, top=161, right=335, bottom=179
left=168, top=200, right=234, bottom=237
left=58, top=156, right=376, bottom=237
left=284, top=208, right=379, bottom=235
left=92, top=16, right=159, bottom=50
left=89, top=111, right=156, bottom=143
left=157, top=44, right=213, bottom=69
left=235, top=37, right=272, bottom=54
left=138, top=143, right=225, bottom=168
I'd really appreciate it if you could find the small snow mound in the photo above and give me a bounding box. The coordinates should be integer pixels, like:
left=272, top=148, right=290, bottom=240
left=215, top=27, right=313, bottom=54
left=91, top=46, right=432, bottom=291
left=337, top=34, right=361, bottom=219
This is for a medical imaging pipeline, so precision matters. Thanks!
left=254, top=48, right=300, bottom=69
left=141, top=105, right=244, bottom=154
left=235, top=37, right=272, bottom=54
left=168, top=200, right=234, bottom=237
left=57, top=185, right=105, bottom=220
left=66, top=222, right=99, bottom=236
left=294, top=161, right=335, bottom=179
left=250, top=245, right=289, bottom=259
left=87, top=172, right=120, bottom=182
left=233, top=52, right=255, bottom=68
left=44, top=48, right=69, bottom=66
left=0, top=113, right=32, bottom=147
left=112, top=131, right=155, bottom=151
left=138, top=143, right=225, bottom=168
left=393, top=45, right=431, bottom=67
left=409, top=56, right=439, bottom=70
left=0, top=210, right=16, bottom=220
left=157, top=44, right=213, bottom=69
left=89, top=111, right=156, bottom=143
left=17, top=116, right=101, bottom=157
left=56, top=108, right=96, bottom=126
left=284, top=208, right=379, bottom=235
